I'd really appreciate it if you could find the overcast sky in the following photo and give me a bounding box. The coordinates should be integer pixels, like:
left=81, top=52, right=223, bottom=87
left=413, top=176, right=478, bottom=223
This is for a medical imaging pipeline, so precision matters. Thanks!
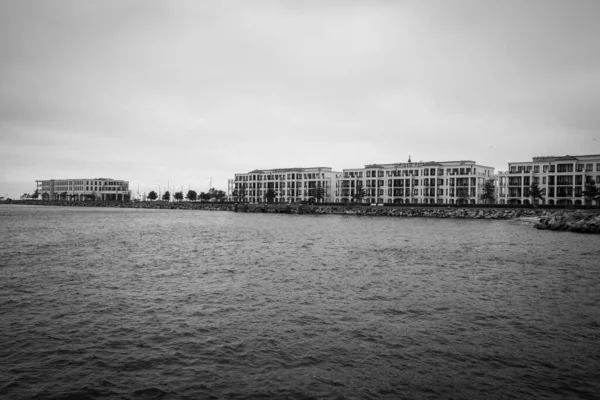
left=1, top=0, right=599, bottom=198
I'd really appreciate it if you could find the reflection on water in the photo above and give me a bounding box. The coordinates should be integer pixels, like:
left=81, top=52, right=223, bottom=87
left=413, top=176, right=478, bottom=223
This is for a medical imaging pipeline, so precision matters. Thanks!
left=1, top=205, right=599, bottom=399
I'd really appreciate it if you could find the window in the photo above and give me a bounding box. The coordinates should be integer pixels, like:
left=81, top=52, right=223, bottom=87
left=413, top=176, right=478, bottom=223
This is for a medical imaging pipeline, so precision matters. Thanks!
left=586, top=163, right=593, bottom=172
left=557, top=176, right=573, bottom=185
left=534, top=166, right=540, bottom=173
left=557, top=164, right=573, bottom=173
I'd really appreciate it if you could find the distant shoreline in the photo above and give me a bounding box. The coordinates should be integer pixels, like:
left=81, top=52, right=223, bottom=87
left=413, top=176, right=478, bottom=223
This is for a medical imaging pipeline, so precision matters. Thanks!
left=4, top=200, right=600, bottom=233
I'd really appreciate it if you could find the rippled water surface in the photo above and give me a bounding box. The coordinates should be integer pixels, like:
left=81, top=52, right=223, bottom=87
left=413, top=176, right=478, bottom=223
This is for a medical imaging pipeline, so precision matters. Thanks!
left=1, top=205, right=599, bottom=399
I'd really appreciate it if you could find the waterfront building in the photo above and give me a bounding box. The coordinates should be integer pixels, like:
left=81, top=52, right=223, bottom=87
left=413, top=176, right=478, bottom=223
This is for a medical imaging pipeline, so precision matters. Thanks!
left=338, top=159, right=495, bottom=204
left=36, top=178, right=131, bottom=201
left=233, top=167, right=342, bottom=203
left=496, top=154, right=600, bottom=205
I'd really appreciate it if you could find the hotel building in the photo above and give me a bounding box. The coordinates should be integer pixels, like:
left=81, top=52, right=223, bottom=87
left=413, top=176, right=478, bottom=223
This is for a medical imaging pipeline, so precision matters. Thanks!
left=496, top=154, right=600, bottom=205
left=337, top=159, right=495, bottom=204
left=36, top=178, right=131, bottom=201
left=233, top=167, right=341, bottom=203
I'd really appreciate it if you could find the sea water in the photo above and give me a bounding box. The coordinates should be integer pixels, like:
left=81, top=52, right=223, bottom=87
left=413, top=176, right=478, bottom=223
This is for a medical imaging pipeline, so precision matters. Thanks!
left=1, top=205, right=599, bottom=399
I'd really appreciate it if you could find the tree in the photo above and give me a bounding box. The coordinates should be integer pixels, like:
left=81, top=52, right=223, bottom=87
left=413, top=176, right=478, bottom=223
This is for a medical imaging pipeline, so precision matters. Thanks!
left=209, top=188, right=226, bottom=202
left=200, top=188, right=227, bottom=202
left=582, top=180, right=599, bottom=207
left=20, top=193, right=31, bottom=200
left=186, top=190, right=197, bottom=201
left=162, top=191, right=171, bottom=201
left=32, top=189, right=40, bottom=200
left=311, top=186, right=326, bottom=203
left=60, top=191, right=68, bottom=201
left=265, top=188, right=276, bottom=203
left=529, top=182, right=544, bottom=206
left=352, top=183, right=366, bottom=203
left=199, top=191, right=210, bottom=201
left=235, top=184, right=246, bottom=202
left=147, top=191, right=158, bottom=201
left=174, top=191, right=184, bottom=202
left=457, top=188, right=470, bottom=205
left=480, top=180, right=495, bottom=204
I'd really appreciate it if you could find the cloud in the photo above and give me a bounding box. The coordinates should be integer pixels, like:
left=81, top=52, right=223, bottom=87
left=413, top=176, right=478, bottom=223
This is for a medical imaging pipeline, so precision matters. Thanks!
left=1, top=0, right=599, bottom=198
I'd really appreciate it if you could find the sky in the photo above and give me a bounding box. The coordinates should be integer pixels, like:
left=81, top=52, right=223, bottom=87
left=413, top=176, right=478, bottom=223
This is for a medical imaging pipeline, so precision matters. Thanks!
left=1, top=0, right=599, bottom=198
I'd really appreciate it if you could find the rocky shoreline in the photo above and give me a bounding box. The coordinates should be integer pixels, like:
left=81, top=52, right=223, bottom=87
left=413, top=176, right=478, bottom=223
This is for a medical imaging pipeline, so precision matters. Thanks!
left=6, top=200, right=600, bottom=233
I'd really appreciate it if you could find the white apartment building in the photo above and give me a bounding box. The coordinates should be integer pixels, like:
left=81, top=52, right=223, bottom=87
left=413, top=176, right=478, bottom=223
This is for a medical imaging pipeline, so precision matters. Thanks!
left=496, top=154, right=600, bottom=205
left=36, top=178, right=131, bottom=201
left=233, top=167, right=342, bottom=203
left=338, top=159, right=495, bottom=204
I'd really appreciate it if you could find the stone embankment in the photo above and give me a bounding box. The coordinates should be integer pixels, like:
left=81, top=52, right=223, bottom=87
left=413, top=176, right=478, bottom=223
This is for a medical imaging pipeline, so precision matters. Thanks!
left=7, top=200, right=600, bottom=233
left=533, top=211, right=600, bottom=233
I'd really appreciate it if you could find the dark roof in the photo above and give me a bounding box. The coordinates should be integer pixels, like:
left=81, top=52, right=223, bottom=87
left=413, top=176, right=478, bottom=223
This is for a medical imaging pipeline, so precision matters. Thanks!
left=364, top=164, right=384, bottom=168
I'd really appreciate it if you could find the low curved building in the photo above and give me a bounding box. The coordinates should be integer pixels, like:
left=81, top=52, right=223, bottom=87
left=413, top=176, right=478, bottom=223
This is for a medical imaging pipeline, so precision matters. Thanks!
left=36, top=178, right=131, bottom=201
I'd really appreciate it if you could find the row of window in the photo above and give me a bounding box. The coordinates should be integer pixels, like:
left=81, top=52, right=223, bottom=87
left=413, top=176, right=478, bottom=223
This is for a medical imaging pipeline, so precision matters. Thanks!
left=238, top=187, right=482, bottom=198
left=237, top=167, right=492, bottom=181
left=507, top=187, right=584, bottom=197
left=345, top=167, right=487, bottom=178
left=510, top=163, right=600, bottom=173
left=340, top=188, right=477, bottom=197
left=235, top=182, right=330, bottom=189
left=237, top=189, right=328, bottom=197
left=340, top=177, right=481, bottom=187
left=47, top=180, right=126, bottom=186
left=505, top=175, right=600, bottom=186
left=236, top=173, right=329, bottom=181
left=42, top=186, right=128, bottom=193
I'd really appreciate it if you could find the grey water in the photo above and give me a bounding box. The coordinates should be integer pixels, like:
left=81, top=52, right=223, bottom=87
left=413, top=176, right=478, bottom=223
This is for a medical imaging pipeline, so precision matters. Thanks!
left=0, top=204, right=599, bottom=399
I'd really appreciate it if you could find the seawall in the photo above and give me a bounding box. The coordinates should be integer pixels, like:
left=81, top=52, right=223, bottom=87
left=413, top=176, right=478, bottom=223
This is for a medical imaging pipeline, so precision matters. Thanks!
left=6, top=200, right=600, bottom=233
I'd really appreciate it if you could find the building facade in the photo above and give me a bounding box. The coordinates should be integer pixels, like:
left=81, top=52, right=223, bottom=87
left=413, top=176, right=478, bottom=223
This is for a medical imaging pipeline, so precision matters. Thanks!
left=36, top=178, right=131, bottom=201
left=337, top=160, right=495, bottom=204
left=496, top=154, right=600, bottom=205
left=233, top=167, right=341, bottom=203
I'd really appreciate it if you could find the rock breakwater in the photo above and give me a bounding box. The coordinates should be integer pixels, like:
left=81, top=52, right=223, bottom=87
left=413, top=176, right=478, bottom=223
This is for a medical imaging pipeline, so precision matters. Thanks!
left=8, top=201, right=600, bottom=233
left=533, top=211, right=600, bottom=233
